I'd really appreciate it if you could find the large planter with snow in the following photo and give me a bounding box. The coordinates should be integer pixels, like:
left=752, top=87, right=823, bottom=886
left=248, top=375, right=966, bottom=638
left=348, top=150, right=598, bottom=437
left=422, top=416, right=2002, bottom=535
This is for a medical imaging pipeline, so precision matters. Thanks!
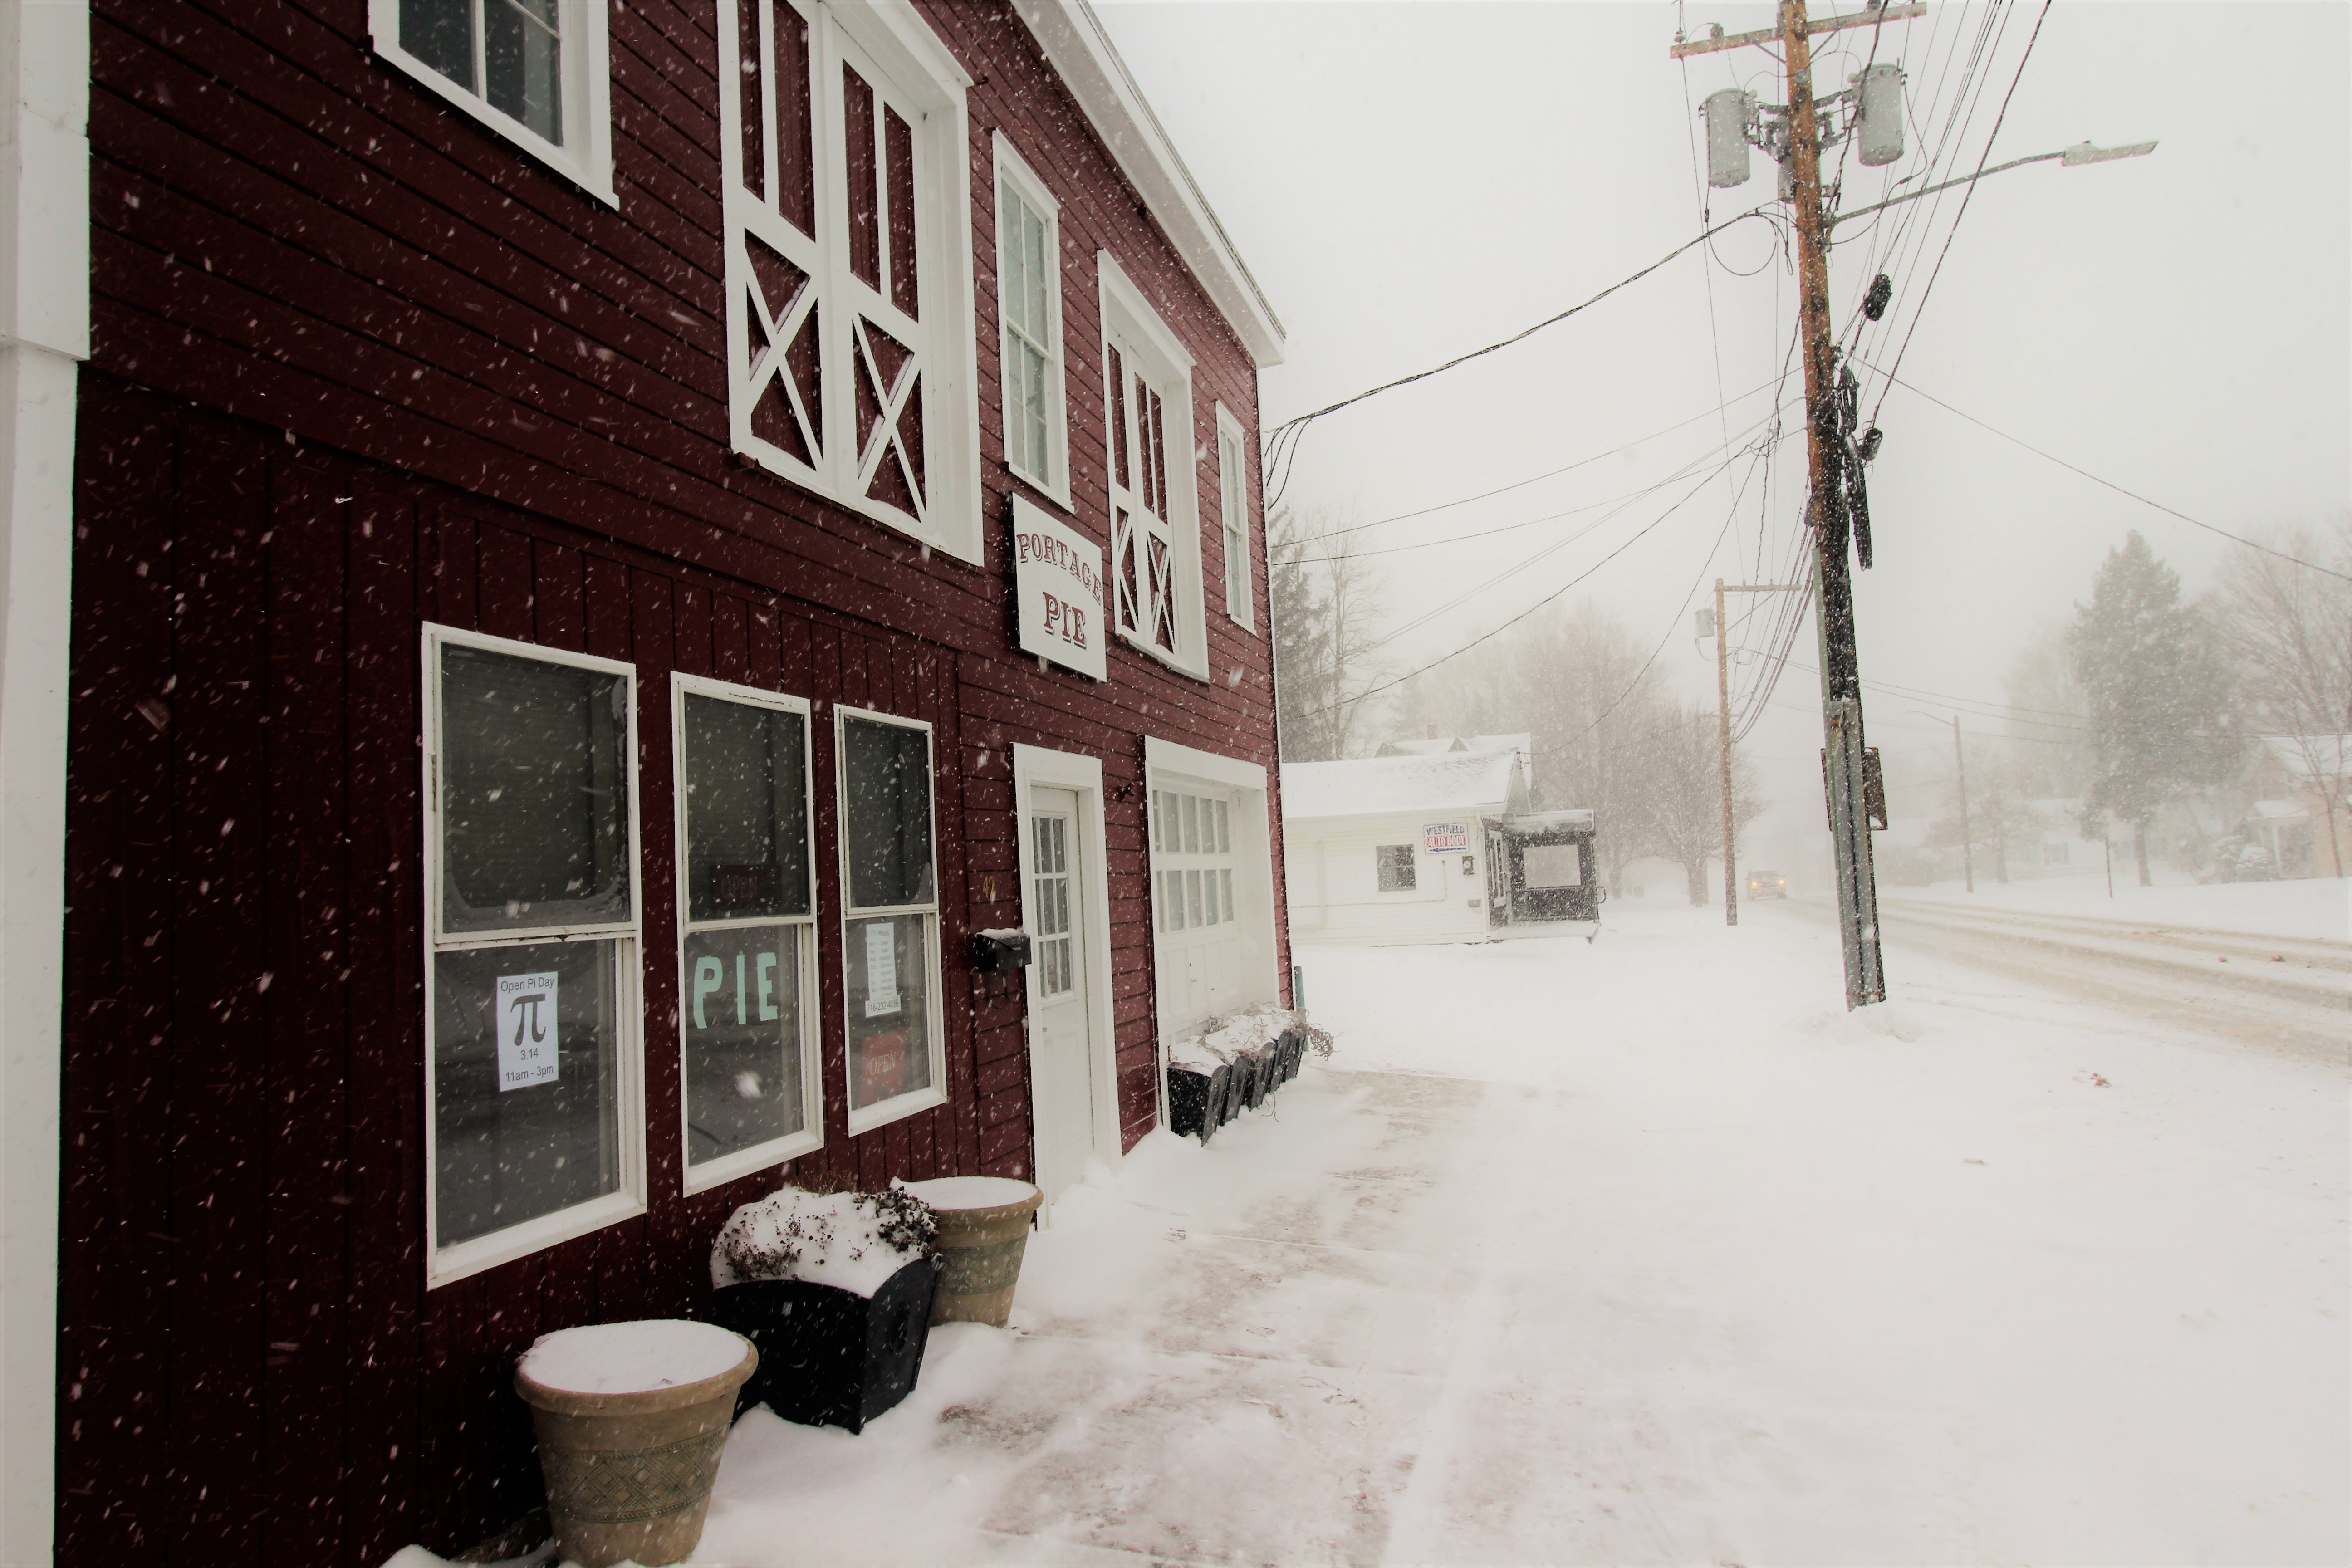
left=1223, top=1051, right=1256, bottom=1121
left=706, top=1186, right=942, bottom=1434
left=708, top=1258, right=941, bottom=1433
left=897, top=1175, right=1043, bottom=1327
left=514, top=1319, right=756, bottom=1568
left=1277, top=1029, right=1304, bottom=1083
left=1166, top=1063, right=1229, bottom=1142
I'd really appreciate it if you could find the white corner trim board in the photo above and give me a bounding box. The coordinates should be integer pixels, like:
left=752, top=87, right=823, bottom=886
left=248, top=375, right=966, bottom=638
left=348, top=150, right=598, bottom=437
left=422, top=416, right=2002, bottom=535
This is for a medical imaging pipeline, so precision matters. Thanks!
left=0, top=0, right=88, bottom=1560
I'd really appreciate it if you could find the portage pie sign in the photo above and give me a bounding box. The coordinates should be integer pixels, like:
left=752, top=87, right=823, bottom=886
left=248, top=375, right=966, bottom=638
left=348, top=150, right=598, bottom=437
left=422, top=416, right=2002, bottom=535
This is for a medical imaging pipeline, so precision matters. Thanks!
left=1010, top=494, right=1107, bottom=680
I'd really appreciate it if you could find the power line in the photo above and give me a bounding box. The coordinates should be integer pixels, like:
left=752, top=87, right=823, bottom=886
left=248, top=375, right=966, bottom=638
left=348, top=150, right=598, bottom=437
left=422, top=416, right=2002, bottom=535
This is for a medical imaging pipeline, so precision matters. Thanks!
left=1293, top=372, right=1793, bottom=544
left=1262, top=204, right=1788, bottom=506
left=1299, top=441, right=1768, bottom=720
left=1862, top=366, right=2352, bottom=583
left=1864, top=0, right=2052, bottom=424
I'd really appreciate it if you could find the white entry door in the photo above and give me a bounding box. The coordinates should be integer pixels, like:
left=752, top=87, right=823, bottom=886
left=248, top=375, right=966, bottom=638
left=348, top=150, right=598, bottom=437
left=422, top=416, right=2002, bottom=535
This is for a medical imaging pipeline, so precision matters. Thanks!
left=1028, top=789, right=1098, bottom=1205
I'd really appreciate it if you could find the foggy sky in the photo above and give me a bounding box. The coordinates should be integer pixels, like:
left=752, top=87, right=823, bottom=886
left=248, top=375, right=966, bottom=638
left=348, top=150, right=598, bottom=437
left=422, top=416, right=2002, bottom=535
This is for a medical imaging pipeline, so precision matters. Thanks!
left=1094, top=1, right=2351, bottom=843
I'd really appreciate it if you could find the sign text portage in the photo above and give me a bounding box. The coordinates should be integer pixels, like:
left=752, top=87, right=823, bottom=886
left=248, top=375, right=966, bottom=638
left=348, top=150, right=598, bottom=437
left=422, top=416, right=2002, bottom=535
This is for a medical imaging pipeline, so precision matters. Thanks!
left=1011, top=495, right=1107, bottom=681
left=1422, top=822, right=1470, bottom=855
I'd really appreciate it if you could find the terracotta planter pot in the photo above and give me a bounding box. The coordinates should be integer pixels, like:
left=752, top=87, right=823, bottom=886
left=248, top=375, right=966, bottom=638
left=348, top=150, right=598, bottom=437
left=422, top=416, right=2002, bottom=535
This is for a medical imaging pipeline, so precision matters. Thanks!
left=514, top=1325, right=756, bottom=1568
left=898, top=1176, right=1042, bottom=1327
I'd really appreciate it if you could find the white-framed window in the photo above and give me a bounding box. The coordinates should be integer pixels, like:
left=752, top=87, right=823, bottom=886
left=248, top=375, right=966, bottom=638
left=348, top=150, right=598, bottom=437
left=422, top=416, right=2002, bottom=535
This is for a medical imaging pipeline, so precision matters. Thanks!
left=1215, top=403, right=1254, bottom=631
left=369, top=0, right=617, bottom=202
left=422, top=625, right=645, bottom=1287
left=994, top=134, right=1070, bottom=510
left=835, top=705, right=947, bottom=1134
left=717, top=0, right=982, bottom=563
left=1151, top=786, right=1237, bottom=933
left=1100, top=252, right=1207, bottom=681
left=1374, top=844, right=1417, bottom=892
left=671, top=675, right=824, bottom=1192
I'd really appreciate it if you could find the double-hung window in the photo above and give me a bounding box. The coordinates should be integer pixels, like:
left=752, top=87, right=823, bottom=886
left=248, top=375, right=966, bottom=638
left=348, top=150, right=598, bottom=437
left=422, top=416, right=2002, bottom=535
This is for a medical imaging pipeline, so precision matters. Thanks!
left=371, top=0, right=616, bottom=199
left=836, top=708, right=946, bottom=1132
left=994, top=136, right=1069, bottom=508
left=718, top=0, right=981, bottom=561
left=672, top=676, right=823, bottom=1191
left=423, top=627, right=644, bottom=1286
left=1376, top=844, right=1418, bottom=892
left=1100, top=253, right=1207, bottom=680
left=1215, top=404, right=1254, bottom=630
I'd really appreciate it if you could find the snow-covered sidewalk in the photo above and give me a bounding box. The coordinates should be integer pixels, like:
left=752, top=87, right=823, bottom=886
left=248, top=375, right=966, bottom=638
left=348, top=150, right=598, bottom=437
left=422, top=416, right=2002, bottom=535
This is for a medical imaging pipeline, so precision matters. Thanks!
left=660, top=906, right=2341, bottom=1565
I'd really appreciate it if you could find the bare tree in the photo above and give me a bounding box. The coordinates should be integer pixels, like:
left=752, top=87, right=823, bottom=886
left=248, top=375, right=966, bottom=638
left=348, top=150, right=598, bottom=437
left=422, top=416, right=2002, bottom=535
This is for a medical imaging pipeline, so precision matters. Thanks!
left=2215, top=518, right=2352, bottom=876
left=1396, top=601, right=1679, bottom=895
left=1636, top=703, right=1769, bottom=905
left=1269, top=505, right=1387, bottom=761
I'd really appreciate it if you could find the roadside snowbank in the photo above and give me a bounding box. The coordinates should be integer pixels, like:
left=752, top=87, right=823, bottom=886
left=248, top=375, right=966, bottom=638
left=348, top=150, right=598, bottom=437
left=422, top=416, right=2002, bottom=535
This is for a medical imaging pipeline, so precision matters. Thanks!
left=1882, top=870, right=2348, bottom=941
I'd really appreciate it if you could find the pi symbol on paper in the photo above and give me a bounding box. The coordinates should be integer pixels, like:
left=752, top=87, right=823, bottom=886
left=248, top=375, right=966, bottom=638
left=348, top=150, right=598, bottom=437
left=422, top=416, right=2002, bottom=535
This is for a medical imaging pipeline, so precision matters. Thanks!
left=496, top=970, right=561, bottom=1091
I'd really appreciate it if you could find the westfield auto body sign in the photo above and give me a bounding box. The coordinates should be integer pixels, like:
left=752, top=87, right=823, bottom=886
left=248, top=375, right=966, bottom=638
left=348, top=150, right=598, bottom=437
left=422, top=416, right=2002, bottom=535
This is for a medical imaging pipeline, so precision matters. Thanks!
left=1011, top=494, right=1107, bottom=680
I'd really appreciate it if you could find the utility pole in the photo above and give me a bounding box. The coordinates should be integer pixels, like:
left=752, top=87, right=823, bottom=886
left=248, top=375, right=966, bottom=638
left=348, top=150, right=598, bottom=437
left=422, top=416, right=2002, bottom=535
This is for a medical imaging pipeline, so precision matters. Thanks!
left=1951, top=714, right=1973, bottom=893
left=1716, top=578, right=1735, bottom=926
left=1674, top=2, right=2153, bottom=1000
left=1783, top=0, right=1884, bottom=1008
left=1713, top=581, right=1804, bottom=927
left=1675, top=0, right=1887, bottom=1004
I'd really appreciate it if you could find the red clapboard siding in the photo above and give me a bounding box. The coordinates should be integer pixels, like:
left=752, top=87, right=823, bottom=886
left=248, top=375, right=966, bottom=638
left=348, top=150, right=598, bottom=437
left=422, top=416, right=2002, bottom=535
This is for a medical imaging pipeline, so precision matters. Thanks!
left=64, top=0, right=1291, bottom=1556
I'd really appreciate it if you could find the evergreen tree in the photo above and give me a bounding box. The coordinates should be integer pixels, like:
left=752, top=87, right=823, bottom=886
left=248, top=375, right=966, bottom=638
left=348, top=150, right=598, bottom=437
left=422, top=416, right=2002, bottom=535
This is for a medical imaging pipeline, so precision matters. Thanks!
left=2068, top=532, right=2241, bottom=884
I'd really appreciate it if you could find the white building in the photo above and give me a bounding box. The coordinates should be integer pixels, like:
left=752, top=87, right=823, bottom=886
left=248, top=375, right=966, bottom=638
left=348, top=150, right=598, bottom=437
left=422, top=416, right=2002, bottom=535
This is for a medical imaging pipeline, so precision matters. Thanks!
left=1283, top=750, right=1527, bottom=944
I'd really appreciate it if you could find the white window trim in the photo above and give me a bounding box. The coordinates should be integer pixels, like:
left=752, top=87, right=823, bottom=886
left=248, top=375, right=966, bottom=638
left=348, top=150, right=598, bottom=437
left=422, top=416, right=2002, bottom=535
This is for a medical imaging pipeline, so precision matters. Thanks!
left=715, top=0, right=983, bottom=563
left=1141, top=735, right=1277, bottom=1128
left=834, top=702, right=949, bottom=1137
left=1214, top=401, right=1254, bottom=632
left=421, top=623, right=648, bottom=1289
left=1099, top=250, right=1207, bottom=682
left=671, top=673, right=826, bottom=1194
left=368, top=0, right=617, bottom=205
left=1010, top=745, right=1120, bottom=1206
left=992, top=133, right=1073, bottom=513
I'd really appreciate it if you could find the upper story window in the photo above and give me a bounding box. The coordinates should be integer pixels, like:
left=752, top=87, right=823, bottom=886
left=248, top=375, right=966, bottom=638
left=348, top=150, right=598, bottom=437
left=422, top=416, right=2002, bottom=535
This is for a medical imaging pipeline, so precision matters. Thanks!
left=836, top=707, right=947, bottom=1134
left=672, top=676, right=823, bottom=1192
left=718, top=0, right=982, bottom=563
left=1100, top=253, right=1207, bottom=681
left=994, top=135, right=1070, bottom=510
left=423, top=626, right=645, bottom=1287
left=1215, top=404, right=1253, bottom=631
left=371, top=0, right=616, bottom=201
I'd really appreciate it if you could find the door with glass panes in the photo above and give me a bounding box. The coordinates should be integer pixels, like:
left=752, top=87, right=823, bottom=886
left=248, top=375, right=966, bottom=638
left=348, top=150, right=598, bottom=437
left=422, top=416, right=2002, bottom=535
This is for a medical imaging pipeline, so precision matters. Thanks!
left=1151, top=783, right=1248, bottom=1026
left=1027, top=788, right=1097, bottom=1204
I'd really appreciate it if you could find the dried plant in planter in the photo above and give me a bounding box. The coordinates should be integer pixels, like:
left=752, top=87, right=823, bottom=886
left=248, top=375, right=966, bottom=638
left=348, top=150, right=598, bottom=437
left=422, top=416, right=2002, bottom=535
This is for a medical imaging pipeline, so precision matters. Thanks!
left=710, top=1187, right=938, bottom=1293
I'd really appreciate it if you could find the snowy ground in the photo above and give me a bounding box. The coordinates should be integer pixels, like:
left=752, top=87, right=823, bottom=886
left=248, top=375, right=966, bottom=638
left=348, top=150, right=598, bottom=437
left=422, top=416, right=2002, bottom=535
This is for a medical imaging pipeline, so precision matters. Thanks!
left=419, top=903, right=2346, bottom=1567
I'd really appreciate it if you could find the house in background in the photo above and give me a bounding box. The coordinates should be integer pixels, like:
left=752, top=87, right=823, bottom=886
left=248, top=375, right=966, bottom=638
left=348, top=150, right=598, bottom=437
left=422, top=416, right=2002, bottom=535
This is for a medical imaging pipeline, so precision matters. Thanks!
left=0, top=0, right=1289, bottom=1558
left=1283, top=745, right=1602, bottom=944
left=2232, top=735, right=2351, bottom=877
left=1284, top=750, right=1527, bottom=945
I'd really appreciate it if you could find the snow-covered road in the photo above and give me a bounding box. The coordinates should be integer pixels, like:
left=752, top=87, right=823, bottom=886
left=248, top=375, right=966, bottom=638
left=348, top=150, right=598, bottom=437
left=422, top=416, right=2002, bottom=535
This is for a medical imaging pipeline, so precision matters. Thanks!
left=671, top=903, right=2344, bottom=1567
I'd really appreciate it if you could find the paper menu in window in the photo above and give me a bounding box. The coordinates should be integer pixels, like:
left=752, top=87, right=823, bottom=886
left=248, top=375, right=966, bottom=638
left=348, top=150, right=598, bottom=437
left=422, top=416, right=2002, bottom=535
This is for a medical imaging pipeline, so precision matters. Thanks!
left=863, top=922, right=901, bottom=1017
left=495, top=971, right=561, bottom=1091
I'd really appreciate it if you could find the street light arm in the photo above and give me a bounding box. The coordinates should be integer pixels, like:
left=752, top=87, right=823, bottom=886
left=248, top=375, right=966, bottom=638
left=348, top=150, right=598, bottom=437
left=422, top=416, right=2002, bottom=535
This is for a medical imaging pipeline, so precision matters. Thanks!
left=1828, top=141, right=2156, bottom=227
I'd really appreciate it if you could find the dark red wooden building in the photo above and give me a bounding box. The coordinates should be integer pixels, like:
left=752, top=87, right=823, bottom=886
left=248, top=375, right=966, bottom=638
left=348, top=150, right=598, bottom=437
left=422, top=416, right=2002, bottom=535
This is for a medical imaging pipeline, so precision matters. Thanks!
left=0, top=0, right=1290, bottom=1558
